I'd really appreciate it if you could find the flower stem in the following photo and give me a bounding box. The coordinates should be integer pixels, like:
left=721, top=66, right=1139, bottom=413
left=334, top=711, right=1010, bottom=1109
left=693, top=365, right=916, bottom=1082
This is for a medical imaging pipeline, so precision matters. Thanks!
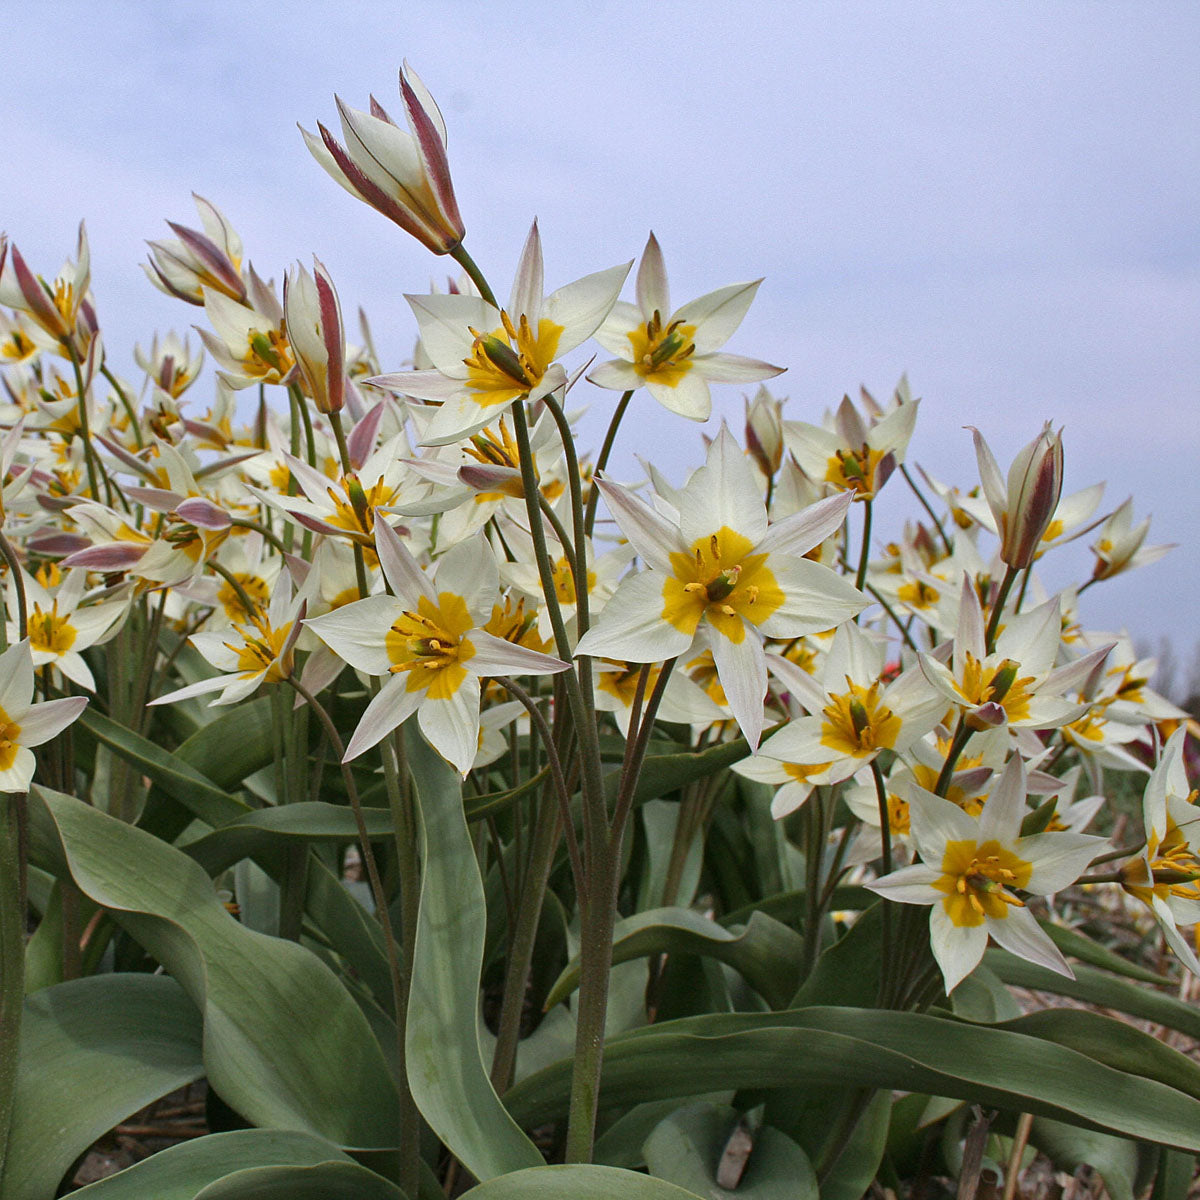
left=0, top=793, right=26, bottom=1194
left=854, top=499, right=874, bottom=593
left=984, top=564, right=1019, bottom=654
left=584, top=390, right=634, bottom=536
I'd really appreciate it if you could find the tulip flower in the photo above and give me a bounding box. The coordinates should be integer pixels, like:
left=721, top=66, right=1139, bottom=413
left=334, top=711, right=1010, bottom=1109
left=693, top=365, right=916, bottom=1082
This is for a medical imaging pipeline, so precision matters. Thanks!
left=0, top=640, right=89, bottom=792
left=302, top=63, right=465, bottom=255
left=969, top=422, right=1063, bottom=569
left=869, top=754, right=1105, bottom=992
left=284, top=257, right=346, bottom=414
left=588, top=233, right=783, bottom=421
left=144, top=195, right=247, bottom=305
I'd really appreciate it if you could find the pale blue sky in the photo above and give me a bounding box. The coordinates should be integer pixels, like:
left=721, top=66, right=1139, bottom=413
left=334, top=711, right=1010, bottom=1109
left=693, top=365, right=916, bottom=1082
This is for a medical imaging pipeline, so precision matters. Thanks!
left=5, top=1, right=1198, bottom=641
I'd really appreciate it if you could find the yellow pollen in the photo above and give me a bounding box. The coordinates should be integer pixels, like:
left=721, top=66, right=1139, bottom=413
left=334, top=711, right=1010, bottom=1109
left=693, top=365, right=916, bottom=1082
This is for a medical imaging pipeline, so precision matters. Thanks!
left=464, top=311, right=564, bottom=408
left=627, top=311, right=698, bottom=387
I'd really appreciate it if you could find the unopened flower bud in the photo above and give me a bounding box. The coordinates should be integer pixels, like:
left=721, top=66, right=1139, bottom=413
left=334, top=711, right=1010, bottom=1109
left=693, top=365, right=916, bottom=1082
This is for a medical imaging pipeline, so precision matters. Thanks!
left=744, top=386, right=784, bottom=479
left=302, top=63, right=465, bottom=255
left=284, top=258, right=346, bottom=414
left=971, top=422, right=1064, bottom=570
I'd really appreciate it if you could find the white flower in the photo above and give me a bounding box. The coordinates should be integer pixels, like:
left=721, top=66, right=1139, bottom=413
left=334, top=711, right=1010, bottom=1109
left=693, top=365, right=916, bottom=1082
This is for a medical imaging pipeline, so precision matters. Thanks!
left=0, top=640, right=89, bottom=792
left=868, top=755, right=1104, bottom=992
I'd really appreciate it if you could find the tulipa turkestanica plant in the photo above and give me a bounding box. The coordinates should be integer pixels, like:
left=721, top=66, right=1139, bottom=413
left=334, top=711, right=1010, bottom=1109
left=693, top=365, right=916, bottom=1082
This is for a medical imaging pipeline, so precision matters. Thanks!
left=1, top=63, right=1199, bottom=1200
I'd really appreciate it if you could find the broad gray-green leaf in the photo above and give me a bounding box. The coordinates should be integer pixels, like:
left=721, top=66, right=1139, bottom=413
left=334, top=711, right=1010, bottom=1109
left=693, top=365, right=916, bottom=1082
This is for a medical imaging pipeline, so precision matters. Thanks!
left=986, top=951, right=1200, bottom=1040
left=595, top=1095, right=736, bottom=1170
left=78, top=709, right=249, bottom=827
left=185, top=802, right=394, bottom=876
left=404, top=727, right=542, bottom=1179
left=546, top=909, right=802, bottom=1011
left=816, top=1089, right=892, bottom=1200
left=1043, top=923, right=1171, bottom=985
left=995, top=1008, right=1200, bottom=1102
left=193, top=1161, right=405, bottom=1198
left=67, top=1130, right=365, bottom=1199
left=1032, top=1119, right=1138, bottom=1200
left=505, top=1006, right=1200, bottom=1150
left=26, top=787, right=398, bottom=1149
left=459, top=1165, right=705, bottom=1197
left=4, top=974, right=204, bottom=1200
left=643, top=1103, right=817, bottom=1199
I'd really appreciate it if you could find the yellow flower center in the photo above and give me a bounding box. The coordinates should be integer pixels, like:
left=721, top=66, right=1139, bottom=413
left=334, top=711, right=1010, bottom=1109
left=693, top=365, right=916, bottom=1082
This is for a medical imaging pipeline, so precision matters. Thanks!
left=597, top=660, right=664, bottom=708
left=686, top=650, right=728, bottom=706
left=819, top=679, right=901, bottom=758
left=933, top=839, right=1032, bottom=927
left=0, top=706, right=22, bottom=772
left=28, top=600, right=78, bottom=657
left=217, top=573, right=271, bottom=622
left=2, top=327, right=37, bottom=362
left=244, top=326, right=294, bottom=381
left=825, top=445, right=886, bottom=498
left=627, top=311, right=698, bottom=387
left=662, top=526, right=783, bottom=644
left=227, top=611, right=293, bottom=683
left=464, top=311, right=564, bottom=408
left=957, top=653, right=1034, bottom=722
left=385, top=592, right=476, bottom=700
left=897, top=579, right=939, bottom=609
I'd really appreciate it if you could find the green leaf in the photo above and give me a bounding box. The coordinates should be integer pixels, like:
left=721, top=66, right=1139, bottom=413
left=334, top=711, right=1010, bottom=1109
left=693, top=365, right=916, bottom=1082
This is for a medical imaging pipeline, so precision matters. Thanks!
left=1152, top=1148, right=1196, bottom=1200
left=817, top=1089, right=893, bottom=1200
left=985, top=951, right=1200, bottom=1040
left=995, top=1008, right=1200, bottom=1102
left=66, top=1130, right=368, bottom=1200
left=26, top=786, right=399, bottom=1149
left=619, top=737, right=752, bottom=807
left=78, top=709, right=249, bottom=827
left=505, top=1006, right=1200, bottom=1150
left=173, top=697, right=277, bottom=791
left=594, top=1095, right=736, bottom=1170
left=404, top=727, right=542, bottom=1180
left=185, top=802, right=394, bottom=876
left=721, top=886, right=876, bottom=929
left=1032, top=1118, right=1138, bottom=1200
left=4, top=974, right=204, bottom=1200
left=545, top=908, right=802, bottom=1011
left=193, top=1161, right=405, bottom=1199
left=1041, top=923, right=1173, bottom=985
left=643, top=1103, right=818, bottom=1199
left=458, top=1166, right=706, bottom=1197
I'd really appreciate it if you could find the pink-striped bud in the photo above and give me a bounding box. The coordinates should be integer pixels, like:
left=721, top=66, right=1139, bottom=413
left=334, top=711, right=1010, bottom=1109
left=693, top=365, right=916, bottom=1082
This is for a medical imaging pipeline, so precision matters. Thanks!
left=283, top=258, right=346, bottom=414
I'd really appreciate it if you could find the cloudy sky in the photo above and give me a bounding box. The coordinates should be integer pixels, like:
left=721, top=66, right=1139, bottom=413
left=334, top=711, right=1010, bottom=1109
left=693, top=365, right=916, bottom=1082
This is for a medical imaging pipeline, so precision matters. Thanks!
left=6, top=2, right=1198, bottom=647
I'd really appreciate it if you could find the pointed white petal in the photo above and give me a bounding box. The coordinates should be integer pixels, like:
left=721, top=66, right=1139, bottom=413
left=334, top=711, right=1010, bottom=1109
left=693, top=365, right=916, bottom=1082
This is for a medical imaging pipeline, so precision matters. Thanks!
left=14, top=696, right=89, bottom=745
left=710, top=626, right=767, bottom=750
left=467, top=630, right=568, bottom=677
left=929, top=904, right=989, bottom=993
left=645, top=373, right=712, bottom=421
left=574, top=572, right=692, bottom=663
left=593, top=479, right=684, bottom=573
left=419, top=675, right=480, bottom=775
left=679, top=425, right=768, bottom=547
left=343, top=676, right=421, bottom=761
left=757, top=492, right=854, bottom=558
left=635, top=232, right=669, bottom=319
left=673, top=280, right=762, bottom=354
left=986, top=905, right=1073, bottom=978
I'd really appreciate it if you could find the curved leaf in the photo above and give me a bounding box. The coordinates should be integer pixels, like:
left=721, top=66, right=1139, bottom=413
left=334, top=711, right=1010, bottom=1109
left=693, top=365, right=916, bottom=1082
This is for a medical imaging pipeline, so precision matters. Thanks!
left=459, top=1165, right=705, bottom=1197
left=995, top=1008, right=1200, bottom=1102
left=1043, top=923, right=1172, bottom=986
left=5, top=974, right=204, bottom=1200
left=546, top=908, right=802, bottom=1011
left=78, top=709, right=249, bottom=827
left=185, top=802, right=393, bottom=876
left=643, top=1103, right=818, bottom=1199
left=985, top=951, right=1200, bottom=1040
left=26, top=786, right=399, bottom=1149
left=404, top=727, right=542, bottom=1179
left=67, top=1130, right=366, bottom=1199
left=194, top=1161, right=405, bottom=1199
left=1032, top=1119, right=1138, bottom=1200
left=505, top=1006, right=1200, bottom=1150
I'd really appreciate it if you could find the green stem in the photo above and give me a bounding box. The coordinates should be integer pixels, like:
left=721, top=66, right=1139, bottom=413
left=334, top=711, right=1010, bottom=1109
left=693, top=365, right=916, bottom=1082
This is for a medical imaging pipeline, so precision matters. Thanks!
left=65, top=341, right=106, bottom=505
left=230, top=517, right=289, bottom=555
left=0, top=536, right=27, bottom=641
left=854, top=499, right=874, bottom=594
left=207, top=560, right=257, bottom=617
left=0, top=793, right=26, bottom=1189
left=899, top=463, right=952, bottom=555
left=289, top=677, right=417, bottom=1196
left=583, top=390, right=634, bottom=536
left=101, top=364, right=144, bottom=449
left=329, top=410, right=370, bottom=599
left=450, top=244, right=499, bottom=308
left=984, top=564, right=1019, bottom=655
left=871, top=759, right=894, bottom=1005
